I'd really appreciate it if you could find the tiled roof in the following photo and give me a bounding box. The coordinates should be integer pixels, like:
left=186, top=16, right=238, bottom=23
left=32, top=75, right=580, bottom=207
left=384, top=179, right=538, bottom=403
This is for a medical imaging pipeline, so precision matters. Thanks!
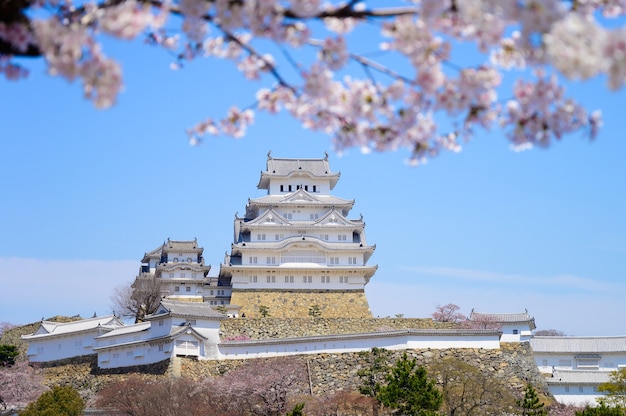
left=470, top=310, right=536, bottom=329
left=530, top=336, right=626, bottom=353
left=549, top=369, right=613, bottom=384
left=95, top=322, right=151, bottom=339
left=266, top=155, right=334, bottom=177
left=22, top=315, right=122, bottom=339
left=150, top=299, right=225, bottom=319
left=258, top=153, right=340, bottom=189
left=249, top=194, right=354, bottom=207
left=165, top=239, right=201, bottom=252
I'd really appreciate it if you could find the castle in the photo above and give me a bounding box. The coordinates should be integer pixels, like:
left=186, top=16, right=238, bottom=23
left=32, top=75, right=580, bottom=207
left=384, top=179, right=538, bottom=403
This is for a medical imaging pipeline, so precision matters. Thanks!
left=21, top=153, right=626, bottom=407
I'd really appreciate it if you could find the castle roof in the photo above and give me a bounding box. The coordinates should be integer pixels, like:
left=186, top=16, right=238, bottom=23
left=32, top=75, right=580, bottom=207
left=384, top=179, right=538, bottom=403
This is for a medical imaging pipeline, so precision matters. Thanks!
left=22, top=315, right=123, bottom=340
left=470, top=310, right=536, bottom=330
left=549, top=369, right=613, bottom=385
left=257, top=153, right=340, bottom=190
left=146, top=299, right=225, bottom=320
left=530, top=335, right=626, bottom=353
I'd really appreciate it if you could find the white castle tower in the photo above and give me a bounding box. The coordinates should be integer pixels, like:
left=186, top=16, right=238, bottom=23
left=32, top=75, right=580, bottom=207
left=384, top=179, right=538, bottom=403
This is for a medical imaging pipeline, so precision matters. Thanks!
left=219, top=152, right=377, bottom=318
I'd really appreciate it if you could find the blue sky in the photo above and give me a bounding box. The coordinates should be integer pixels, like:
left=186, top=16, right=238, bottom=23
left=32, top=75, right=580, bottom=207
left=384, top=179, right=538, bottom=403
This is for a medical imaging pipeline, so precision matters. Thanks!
left=1, top=30, right=625, bottom=336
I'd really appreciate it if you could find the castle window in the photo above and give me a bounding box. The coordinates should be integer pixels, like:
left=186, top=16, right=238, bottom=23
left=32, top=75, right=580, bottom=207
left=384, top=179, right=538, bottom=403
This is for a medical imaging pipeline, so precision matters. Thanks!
left=348, top=257, right=357, bottom=265
left=513, top=329, right=519, bottom=334
left=173, top=258, right=178, bottom=262
left=266, top=275, right=275, bottom=283
left=339, top=234, right=347, bottom=241
left=280, top=185, right=284, bottom=192
left=158, top=345, right=164, bottom=352
left=321, top=276, right=330, bottom=283
left=321, top=234, right=329, bottom=241
left=187, top=257, right=192, bottom=262
left=285, top=275, right=294, bottom=283
left=250, top=275, right=258, bottom=283
left=159, top=320, right=164, bottom=326
left=288, top=185, right=292, bottom=191
left=257, top=234, right=266, bottom=241
left=175, top=287, right=180, bottom=292
left=303, top=276, right=312, bottom=283
left=304, top=185, right=309, bottom=191
left=329, top=257, right=339, bottom=265
left=249, top=257, right=257, bottom=264
left=186, top=286, right=191, bottom=292
left=313, top=185, right=317, bottom=192
left=340, top=276, right=348, bottom=283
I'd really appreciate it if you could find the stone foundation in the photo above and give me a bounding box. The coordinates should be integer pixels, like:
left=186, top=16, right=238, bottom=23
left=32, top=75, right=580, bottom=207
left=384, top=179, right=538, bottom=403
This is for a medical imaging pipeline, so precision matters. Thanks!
left=229, top=289, right=372, bottom=318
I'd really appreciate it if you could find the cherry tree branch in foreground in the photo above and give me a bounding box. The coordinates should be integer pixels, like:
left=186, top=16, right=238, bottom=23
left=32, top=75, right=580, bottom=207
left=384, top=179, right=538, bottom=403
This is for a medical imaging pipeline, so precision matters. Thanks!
left=1, top=0, right=613, bottom=163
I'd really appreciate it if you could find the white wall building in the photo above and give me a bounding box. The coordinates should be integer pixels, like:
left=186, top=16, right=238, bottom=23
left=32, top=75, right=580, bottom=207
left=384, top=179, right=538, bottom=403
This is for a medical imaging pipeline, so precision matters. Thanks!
left=530, top=336, right=626, bottom=406
left=22, top=315, right=123, bottom=362
left=218, top=152, right=377, bottom=295
left=469, top=310, right=536, bottom=342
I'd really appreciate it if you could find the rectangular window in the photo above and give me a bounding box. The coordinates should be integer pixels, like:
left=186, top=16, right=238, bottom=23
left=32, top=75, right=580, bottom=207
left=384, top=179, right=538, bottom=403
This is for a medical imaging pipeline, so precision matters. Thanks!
left=304, top=185, right=309, bottom=191
left=266, top=256, right=276, bottom=264
left=249, top=256, right=257, bottom=264
left=175, top=286, right=180, bottom=292
left=284, top=275, right=294, bottom=283
left=321, top=276, right=330, bottom=283
left=329, top=257, right=339, bottom=265
left=159, top=320, right=164, bottom=327
left=257, top=234, right=266, bottom=241
left=302, top=275, right=312, bottom=283
left=186, top=286, right=191, bottom=292
left=321, top=234, right=329, bottom=240
left=266, top=275, right=275, bottom=283
left=280, top=185, right=284, bottom=192
left=275, top=234, right=280, bottom=240
left=250, top=275, right=258, bottom=283
left=288, top=185, right=292, bottom=191
left=158, top=345, right=164, bottom=352
left=558, top=360, right=572, bottom=367
left=313, top=185, right=317, bottom=192
left=180, top=272, right=186, bottom=278
left=513, top=329, right=519, bottom=334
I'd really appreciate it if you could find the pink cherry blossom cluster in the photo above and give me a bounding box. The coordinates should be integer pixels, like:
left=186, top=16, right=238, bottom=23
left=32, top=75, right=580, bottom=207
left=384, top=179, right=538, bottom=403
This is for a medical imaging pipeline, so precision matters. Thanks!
left=3, top=0, right=625, bottom=162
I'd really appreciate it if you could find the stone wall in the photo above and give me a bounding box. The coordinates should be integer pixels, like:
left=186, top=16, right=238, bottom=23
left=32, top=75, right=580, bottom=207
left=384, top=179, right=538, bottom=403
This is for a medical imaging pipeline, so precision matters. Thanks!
left=220, top=317, right=457, bottom=340
left=229, top=289, right=372, bottom=318
left=181, top=342, right=550, bottom=399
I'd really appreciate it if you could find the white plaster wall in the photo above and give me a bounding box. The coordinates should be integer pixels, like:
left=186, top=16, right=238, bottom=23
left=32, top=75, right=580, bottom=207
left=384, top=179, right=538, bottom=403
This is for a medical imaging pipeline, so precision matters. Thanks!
left=534, top=353, right=626, bottom=374
left=550, top=385, right=602, bottom=407
left=97, top=342, right=173, bottom=369
left=217, top=333, right=500, bottom=360
left=26, top=331, right=102, bottom=362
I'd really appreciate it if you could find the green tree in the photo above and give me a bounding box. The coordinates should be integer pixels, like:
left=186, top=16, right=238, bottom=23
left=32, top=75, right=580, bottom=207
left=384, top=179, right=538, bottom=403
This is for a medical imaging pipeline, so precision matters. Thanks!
left=0, top=345, right=19, bottom=367
left=358, top=347, right=392, bottom=399
left=575, top=402, right=625, bottom=416
left=308, top=304, right=321, bottom=317
left=286, top=403, right=306, bottom=416
left=19, top=386, right=85, bottom=416
left=258, top=305, right=270, bottom=318
left=517, top=384, right=547, bottom=416
left=599, top=368, right=626, bottom=409
left=377, top=353, right=443, bottom=416
left=430, top=357, right=515, bottom=416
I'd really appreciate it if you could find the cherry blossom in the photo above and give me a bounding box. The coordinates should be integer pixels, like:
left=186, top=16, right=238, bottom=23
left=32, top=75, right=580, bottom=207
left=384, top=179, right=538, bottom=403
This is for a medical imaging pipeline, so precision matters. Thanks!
left=2, top=0, right=624, bottom=163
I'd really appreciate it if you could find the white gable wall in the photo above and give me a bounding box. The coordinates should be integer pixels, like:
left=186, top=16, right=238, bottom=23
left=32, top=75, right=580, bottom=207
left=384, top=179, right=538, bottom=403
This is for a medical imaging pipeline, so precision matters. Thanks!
left=26, top=329, right=107, bottom=362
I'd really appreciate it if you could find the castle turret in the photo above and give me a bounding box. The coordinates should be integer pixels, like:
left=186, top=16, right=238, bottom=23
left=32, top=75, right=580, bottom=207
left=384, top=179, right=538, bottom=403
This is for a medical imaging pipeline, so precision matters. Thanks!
left=219, top=153, right=377, bottom=318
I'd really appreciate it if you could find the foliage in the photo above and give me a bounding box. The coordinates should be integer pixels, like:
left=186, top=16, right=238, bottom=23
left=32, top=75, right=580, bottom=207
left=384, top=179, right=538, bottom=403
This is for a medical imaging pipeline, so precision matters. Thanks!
left=430, top=357, right=515, bottom=416
left=0, top=345, right=18, bottom=367
left=376, top=353, right=443, bottom=416
left=19, top=386, right=84, bottom=416
left=200, top=356, right=307, bottom=416
left=111, top=278, right=162, bottom=322
left=575, top=402, right=625, bottom=416
left=431, top=304, right=466, bottom=324
left=599, top=368, right=626, bottom=409
left=517, top=384, right=547, bottom=416
left=292, top=391, right=378, bottom=416
left=358, top=347, right=392, bottom=399
left=258, top=305, right=271, bottom=318
left=308, top=304, right=322, bottom=317
left=286, top=402, right=306, bottom=416
left=0, top=0, right=609, bottom=163
left=0, top=361, right=46, bottom=410
left=96, top=376, right=215, bottom=416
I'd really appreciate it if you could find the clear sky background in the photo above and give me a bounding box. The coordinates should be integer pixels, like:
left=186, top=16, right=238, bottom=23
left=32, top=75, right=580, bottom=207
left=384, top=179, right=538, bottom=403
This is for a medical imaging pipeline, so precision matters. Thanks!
left=1, top=26, right=625, bottom=336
